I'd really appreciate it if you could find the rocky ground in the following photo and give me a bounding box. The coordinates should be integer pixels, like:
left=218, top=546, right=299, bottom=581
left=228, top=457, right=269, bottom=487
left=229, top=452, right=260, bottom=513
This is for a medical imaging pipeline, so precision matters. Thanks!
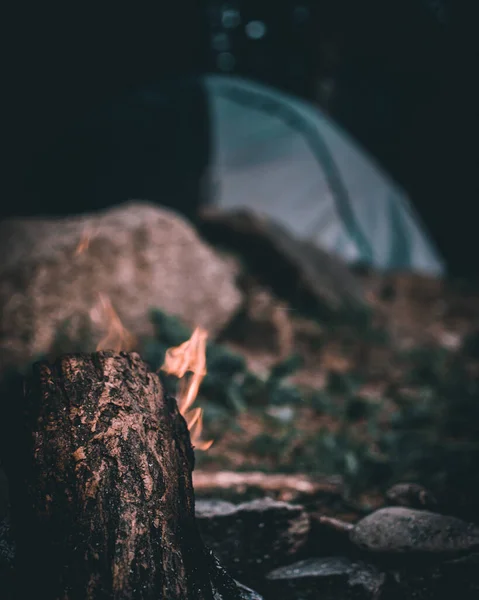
left=2, top=487, right=479, bottom=598
left=195, top=482, right=479, bottom=598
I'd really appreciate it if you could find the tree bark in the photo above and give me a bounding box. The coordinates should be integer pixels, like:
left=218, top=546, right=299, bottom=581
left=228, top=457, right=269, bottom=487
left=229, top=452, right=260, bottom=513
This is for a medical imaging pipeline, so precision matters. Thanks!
left=0, top=351, right=242, bottom=600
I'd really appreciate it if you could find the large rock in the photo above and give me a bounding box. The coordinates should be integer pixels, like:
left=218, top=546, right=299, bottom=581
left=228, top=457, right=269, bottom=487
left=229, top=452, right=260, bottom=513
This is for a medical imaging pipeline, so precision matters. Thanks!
left=0, top=202, right=242, bottom=372
left=265, top=557, right=385, bottom=600
left=385, top=483, right=438, bottom=511
left=266, top=554, right=479, bottom=600
left=196, top=497, right=310, bottom=586
left=349, top=507, right=479, bottom=554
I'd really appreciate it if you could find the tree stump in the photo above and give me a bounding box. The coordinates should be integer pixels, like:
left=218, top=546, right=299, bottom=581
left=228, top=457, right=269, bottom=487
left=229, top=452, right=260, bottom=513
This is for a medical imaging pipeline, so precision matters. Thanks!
left=0, top=351, right=243, bottom=599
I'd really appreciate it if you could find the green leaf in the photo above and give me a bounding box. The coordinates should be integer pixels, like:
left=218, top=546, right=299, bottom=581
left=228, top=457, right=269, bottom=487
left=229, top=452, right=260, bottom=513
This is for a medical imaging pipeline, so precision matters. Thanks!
left=267, top=353, right=304, bottom=383
left=150, top=309, right=191, bottom=346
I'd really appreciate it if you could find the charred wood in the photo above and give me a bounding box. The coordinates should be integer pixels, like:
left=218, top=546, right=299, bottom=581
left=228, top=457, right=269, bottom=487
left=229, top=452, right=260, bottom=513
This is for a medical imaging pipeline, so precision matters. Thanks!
left=0, top=351, right=247, bottom=599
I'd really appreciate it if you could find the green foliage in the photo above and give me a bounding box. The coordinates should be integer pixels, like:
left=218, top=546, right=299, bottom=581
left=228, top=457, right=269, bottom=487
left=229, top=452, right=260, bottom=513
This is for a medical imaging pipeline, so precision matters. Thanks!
left=142, top=308, right=479, bottom=515
left=142, top=309, right=306, bottom=424
left=10, top=295, right=478, bottom=519
left=267, top=354, right=304, bottom=383
left=15, top=304, right=479, bottom=515
left=265, top=354, right=305, bottom=407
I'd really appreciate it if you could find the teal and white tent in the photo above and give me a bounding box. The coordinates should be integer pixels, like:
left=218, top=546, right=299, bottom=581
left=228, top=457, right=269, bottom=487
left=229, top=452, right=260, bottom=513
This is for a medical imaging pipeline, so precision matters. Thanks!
left=202, top=74, right=444, bottom=275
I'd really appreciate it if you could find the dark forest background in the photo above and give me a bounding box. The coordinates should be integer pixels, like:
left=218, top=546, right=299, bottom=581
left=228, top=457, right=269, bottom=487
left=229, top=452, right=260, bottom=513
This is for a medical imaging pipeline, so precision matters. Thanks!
left=2, top=1, right=477, bottom=274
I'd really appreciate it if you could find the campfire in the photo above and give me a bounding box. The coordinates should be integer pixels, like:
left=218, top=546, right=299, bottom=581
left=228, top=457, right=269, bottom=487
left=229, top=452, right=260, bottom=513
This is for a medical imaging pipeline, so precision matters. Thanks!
left=2, top=207, right=479, bottom=600
left=0, top=227, right=240, bottom=600
left=90, top=292, right=137, bottom=354
left=91, top=291, right=213, bottom=451
left=85, top=228, right=212, bottom=452
left=0, top=327, right=241, bottom=598
left=160, top=326, right=213, bottom=451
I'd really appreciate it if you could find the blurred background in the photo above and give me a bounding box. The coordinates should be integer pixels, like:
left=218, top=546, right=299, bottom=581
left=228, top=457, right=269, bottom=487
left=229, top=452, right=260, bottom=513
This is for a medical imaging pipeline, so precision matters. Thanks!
left=2, top=0, right=479, bottom=567
left=2, top=0, right=477, bottom=275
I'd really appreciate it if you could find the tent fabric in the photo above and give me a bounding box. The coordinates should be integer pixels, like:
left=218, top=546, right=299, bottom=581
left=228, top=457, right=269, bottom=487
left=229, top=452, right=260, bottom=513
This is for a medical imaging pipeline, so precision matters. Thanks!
left=202, top=74, right=445, bottom=275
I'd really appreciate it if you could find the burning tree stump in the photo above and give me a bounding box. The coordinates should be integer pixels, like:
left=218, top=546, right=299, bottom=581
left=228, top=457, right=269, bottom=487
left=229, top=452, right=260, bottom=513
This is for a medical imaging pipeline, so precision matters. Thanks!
left=0, top=351, right=243, bottom=600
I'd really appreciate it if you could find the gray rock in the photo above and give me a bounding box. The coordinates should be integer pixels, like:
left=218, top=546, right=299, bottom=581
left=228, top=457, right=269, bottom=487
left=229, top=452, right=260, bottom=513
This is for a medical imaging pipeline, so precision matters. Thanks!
left=0, top=202, right=242, bottom=372
left=197, top=499, right=237, bottom=518
left=350, top=507, right=479, bottom=554
left=265, top=557, right=385, bottom=600
left=196, top=497, right=310, bottom=585
left=386, top=483, right=438, bottom=510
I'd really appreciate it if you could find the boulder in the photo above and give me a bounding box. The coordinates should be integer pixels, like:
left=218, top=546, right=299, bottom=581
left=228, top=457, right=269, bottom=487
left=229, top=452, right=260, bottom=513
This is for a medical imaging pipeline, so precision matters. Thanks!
left=196, top=497, right=310, bottom=586
left=0, top=202, right=242, bottom=373
left=266, top=554, right=479, bottom=600
left=265, top=556, right=385, bottom=600
left=385, top=483, right=438, bottom=511
left=349, top=507, right=479, bottom=554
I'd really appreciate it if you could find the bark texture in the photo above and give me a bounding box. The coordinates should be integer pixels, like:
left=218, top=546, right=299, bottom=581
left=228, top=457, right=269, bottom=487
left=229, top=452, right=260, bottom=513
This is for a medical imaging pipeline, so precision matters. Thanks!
left=0, top=351, right=238, bottom=600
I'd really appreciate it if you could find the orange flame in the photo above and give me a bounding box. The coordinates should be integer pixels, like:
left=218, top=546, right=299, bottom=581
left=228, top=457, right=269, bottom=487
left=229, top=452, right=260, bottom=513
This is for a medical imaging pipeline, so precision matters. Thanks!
left=90, top=292, right=136, bottom=353
left=160, top=327, right=213, bottom=451
left=75, top=228, right=93, bottom=256
left=79, top=228, right=208, bottom=448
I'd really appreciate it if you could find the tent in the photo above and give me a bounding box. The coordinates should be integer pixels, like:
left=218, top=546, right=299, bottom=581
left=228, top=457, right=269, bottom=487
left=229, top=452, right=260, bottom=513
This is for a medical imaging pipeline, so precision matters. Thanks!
left=15, top=71, right=444, bottom=277
left=200, top=74, right=445, bottom=276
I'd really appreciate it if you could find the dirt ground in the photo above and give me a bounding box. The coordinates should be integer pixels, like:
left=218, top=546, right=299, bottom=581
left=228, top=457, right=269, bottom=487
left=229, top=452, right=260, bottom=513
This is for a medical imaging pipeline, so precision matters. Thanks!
left=195, top=271, right=479, bottom=516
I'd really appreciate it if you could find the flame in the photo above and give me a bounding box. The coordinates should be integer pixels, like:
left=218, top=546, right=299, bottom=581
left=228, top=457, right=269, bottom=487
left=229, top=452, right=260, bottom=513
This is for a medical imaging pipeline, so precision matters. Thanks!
left=90, top=292, right=136, bottom=353
left=75, top=228, right=93, bottom=256
left=78, top=227, right=209, bottom=448
left=76, top=230, right=135, bottom=353
left=160, top=327, right=213, bottom=451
